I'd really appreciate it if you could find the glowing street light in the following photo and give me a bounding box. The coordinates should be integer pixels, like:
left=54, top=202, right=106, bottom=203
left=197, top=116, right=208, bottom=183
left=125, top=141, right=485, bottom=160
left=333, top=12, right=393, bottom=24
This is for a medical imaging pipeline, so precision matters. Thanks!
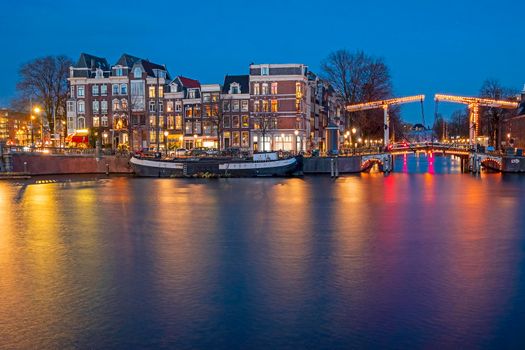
left=164, top=131, right=169, bottom=156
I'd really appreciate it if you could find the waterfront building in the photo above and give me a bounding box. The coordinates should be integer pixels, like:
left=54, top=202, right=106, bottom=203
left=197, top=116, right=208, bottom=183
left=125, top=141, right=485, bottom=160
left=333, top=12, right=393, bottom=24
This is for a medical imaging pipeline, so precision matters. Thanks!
left=249, top=63, right=308, bottom=152
left=67, top=53, right=170, bottom=150
left=221, top=75, right=251, bottom=151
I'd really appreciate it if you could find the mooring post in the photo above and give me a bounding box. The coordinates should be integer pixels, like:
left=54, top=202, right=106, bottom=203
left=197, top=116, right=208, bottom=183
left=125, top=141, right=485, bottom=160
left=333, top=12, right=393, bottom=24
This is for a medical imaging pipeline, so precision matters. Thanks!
left=335, top=158, right=339, bottom=177
left=330, top=158, right=335, bottom=178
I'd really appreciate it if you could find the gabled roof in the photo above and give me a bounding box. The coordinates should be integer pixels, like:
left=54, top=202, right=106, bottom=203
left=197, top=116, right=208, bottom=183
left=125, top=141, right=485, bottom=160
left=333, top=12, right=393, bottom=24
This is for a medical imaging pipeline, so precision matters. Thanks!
left=75, top=53, right=109, bottom=70
left=115, top=53, right=141, bottom=68
left=177, top=76, right=201, bottom=89
left=222, top=75, right=249, bottom=94
left=141, top=60, right=170, bottom=79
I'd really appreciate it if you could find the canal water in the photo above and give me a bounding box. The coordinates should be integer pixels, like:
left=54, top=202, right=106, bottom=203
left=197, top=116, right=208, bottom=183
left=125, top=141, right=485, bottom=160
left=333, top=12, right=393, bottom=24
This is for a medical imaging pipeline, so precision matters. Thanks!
left=1, top=154, right=525, bottom=349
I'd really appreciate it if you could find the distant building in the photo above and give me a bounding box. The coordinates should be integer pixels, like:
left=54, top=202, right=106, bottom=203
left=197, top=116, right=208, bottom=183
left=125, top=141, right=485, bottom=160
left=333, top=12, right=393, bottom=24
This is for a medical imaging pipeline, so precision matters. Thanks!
left=0, top=108, right=31, bottom=145
left=504, top=87, right=525, bottom=149
left=405, top=123, right=433, bottom=143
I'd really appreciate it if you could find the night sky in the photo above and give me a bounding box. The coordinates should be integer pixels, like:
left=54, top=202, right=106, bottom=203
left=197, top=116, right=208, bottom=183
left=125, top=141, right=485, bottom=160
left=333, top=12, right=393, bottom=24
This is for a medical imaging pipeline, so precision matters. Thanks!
left=1, top=0, right=524, bottom=123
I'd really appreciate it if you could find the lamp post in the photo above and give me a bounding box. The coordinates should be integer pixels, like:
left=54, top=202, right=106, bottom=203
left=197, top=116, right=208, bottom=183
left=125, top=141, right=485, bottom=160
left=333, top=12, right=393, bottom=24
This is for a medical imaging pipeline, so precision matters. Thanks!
left=280, top=133, right=285, bottom=151
left=30, top=115, right=35, bottom=146
left=294, top=129, right=299, bottom=154
left=33, top=106, right=42, bottom=147
left=164, top=131, right=169, bottom=156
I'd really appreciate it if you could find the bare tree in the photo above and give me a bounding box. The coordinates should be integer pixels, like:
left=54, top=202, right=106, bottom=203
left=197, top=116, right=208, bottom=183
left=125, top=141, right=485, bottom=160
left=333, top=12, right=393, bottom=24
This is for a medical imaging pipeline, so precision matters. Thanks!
left=254, top=114, right=275, bottom=152
left=320, top=49, right=395, bottom=138
left=448, top=109, right=469, bottom=138
left=209, top=96, right=224, bottom=150
left=479, top=79, right=517, bottom=148
left=16, top=55, right=72, bottom=138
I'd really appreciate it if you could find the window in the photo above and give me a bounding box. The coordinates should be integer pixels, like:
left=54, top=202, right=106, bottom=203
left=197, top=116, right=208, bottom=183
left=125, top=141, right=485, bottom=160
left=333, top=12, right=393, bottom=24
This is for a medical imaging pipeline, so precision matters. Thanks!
left=224, top=116, right=231, bottom=128
left=113, top=99, right=120, bottom=111
left=95, top=68, right=103, bottom=79
left=262, top=83, right=268, bottom=95
left=77, top=85, right=85, bottom=97
left=93, top=116, right=100, bottom=127
left=113, top=84, right=119, bottom=95
left=121, top=84, right=127, bottom=95
left=232, top=116, right=240, bottom=128
left=149, top=86, right=156, bottom=98
left=203, top=122, right=211, bottom=135
left=233, top=131, right=240, bottom=146
left=194, top=121, right=201, bottom=134
left=93, top=101, right=99, bottom=113
left=116, top=67, right=123, bottom=76
left=232, top=100, right=240, bottom=112
left=194, top=105, right=201, bottom=117
left=130, top=81, right=145, bottom=111
left=223, top=101, right=230, bottom=112
left=77, top=116, right=85, bottom=129
left=167, top=115, right=174, bottom=129
left=101, top=84, right=107, bottom=95
left=205, top=105, right=212, bottom=117
left=175, top=115, right=182, bottom=130
left=70, top=86, right=75, bottom=97
left=253, top=83, right=260, bottom=95
left=295, top=82, right=302, bottom=97
left=92, top=85, right=99, bottom=96
left=67, top=101, right=75, bottom=113
left=254, top=100, right=260, bottom=112
left=223, top=131, right=231, bottom=147
left=101, top=116, right=108, bottom=127
left=149, top=101, right=156, bottom=112
left=242, top=115, right=249, bottom=128
left=158, top=86, right=164, bottom=98
left=271, top=100, right=278, bottom=112
left=175, top=101, right=182, bottom=112
left=185, top=106, right=193, bottom=117
left=159, top=102, right=163, bottom=112
left=271, top=82, right=278, bottom=94
left=241, top=100, right=249, bottom=112
left=167, top=101, right=173, bottom=112
left=203, top=93, right=211, bottom=102
left=77, top=101, right=85, bottom=113
left=134, top=67, right=142, bottom=78
left=149, top=115, right=156, bottom=127
left=296, top=99, right=301, bottom=112
left=212, top=94, right=219, bottom=102
left=261, top=66, right=269, bottom=75
left=262, top=100, right=269, bottom=112
left=188, top=89, right=196, bottom=99
left=101, top=100, right=108, bottom=113
left=185, top=121, right=192, bottom=134
left=121, top=99, right=127, bottom=110
left=229, top=83, right=240, bottom=94
left=241, top=131, right=249, bottom=147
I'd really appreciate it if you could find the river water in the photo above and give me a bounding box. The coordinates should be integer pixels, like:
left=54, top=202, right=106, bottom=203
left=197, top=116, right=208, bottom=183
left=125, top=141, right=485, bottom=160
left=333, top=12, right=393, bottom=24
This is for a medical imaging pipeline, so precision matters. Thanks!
left=1, top=154, right=525, bottom=349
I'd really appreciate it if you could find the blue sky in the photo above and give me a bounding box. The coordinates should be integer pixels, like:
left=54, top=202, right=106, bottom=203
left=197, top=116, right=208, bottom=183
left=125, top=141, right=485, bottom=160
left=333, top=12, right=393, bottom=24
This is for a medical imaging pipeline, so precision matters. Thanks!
left=1, top=0, right=523, bottom=123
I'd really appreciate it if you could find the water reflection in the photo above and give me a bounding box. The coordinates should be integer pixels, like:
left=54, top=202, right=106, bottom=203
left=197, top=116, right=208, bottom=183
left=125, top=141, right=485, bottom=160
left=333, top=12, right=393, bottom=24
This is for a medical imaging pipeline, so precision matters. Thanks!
left=1, top=171, right=525, bottom=348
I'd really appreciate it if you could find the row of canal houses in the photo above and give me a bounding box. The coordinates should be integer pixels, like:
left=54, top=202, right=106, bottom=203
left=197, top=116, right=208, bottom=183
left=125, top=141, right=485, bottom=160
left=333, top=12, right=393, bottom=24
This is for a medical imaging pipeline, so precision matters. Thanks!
left=66, top=53, right=343, bottom=153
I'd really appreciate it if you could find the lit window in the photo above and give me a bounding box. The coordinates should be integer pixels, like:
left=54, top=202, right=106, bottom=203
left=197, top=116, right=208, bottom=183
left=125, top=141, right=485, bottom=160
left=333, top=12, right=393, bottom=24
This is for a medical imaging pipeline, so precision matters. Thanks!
left=233, top=131, right=240, bottom=146
left=242, top=115, right=249, bottom=128
left=254, top=100, right=260, bottom=112
left=158, top=86, right=164, bottom=98
left=167, top=101, right=173, bottom=112
left=194, top=121, right=201, bottom=134
left=185, top=106, right=193, bottom=117
left=175, top=115, right=182, bottom=130
left=185, top=121, right=192, bottom=134
left=121, top=99, right=127, bottom=110
left=296, top=99, right=301, bottom=112
left=93, top=116, right=100, bottom=127
left=241, top=131, right=249, bottom=147
left=295, top=82, right=302, bottom=97
left=271, top=100, right=278, bottom=112
left=113, top=99, right=120, bottom=111
left=253, top=83, right=260, bottom=95
left=262, top=100, right=269, bottom=112
left=149, top=86, right=156, bottom=98
left=271, top=82, right=278, bottom=94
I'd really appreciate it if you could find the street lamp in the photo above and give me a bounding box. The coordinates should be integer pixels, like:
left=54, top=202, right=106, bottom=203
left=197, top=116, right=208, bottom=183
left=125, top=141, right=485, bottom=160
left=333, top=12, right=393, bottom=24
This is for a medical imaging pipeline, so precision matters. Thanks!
left=294, top=129, right=299, bottom=153
left=33, top=106, right=42, bottom=147
left=164, top=130, right=169, bottom=156
left=30, top=115, right=35, bottom=146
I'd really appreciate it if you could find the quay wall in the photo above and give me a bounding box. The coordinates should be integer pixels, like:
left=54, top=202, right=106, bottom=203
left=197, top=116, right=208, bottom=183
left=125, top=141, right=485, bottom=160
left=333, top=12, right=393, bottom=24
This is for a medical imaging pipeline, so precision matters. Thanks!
left=303, top=156, right=362, bottom=174
left=11, top=153, right=133, bottom=175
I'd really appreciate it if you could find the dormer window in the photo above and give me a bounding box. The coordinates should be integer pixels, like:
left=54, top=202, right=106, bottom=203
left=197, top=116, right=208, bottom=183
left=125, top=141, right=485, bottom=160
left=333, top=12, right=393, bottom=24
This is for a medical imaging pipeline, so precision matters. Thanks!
left=261, top=65, right=269, bottom=76
left=170, top=83, right=178, bottom=92
left=229, top=82, right=240, bottom=94
left=115, top=67, right=123, bottom=76
left=157, top=70, right=165, bottom=78
left=95, top=68, right=103, bottom=79
left=134, top=67, right=142, bottom=78
left=188, top=89, right=196, bottom=99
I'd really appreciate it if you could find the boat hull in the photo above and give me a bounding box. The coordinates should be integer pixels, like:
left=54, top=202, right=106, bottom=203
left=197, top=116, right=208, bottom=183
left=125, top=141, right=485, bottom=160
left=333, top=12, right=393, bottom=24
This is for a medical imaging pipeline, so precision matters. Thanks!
left=129, top=156, right=300, bottom=178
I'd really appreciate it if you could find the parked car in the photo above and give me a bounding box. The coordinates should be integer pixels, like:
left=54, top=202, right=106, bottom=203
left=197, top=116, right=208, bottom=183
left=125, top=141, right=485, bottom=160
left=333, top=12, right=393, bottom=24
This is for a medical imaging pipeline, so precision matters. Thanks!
left=188, top=148, right=208, bottom=157
left=174, top=148, right=189, bottom=157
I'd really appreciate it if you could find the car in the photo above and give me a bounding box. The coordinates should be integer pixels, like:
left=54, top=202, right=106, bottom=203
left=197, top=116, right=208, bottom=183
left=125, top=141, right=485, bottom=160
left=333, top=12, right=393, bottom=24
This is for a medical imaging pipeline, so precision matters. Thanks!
left=188, top=149, right=208, bottom=157
left=174, top=148, right=188, bottom=157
